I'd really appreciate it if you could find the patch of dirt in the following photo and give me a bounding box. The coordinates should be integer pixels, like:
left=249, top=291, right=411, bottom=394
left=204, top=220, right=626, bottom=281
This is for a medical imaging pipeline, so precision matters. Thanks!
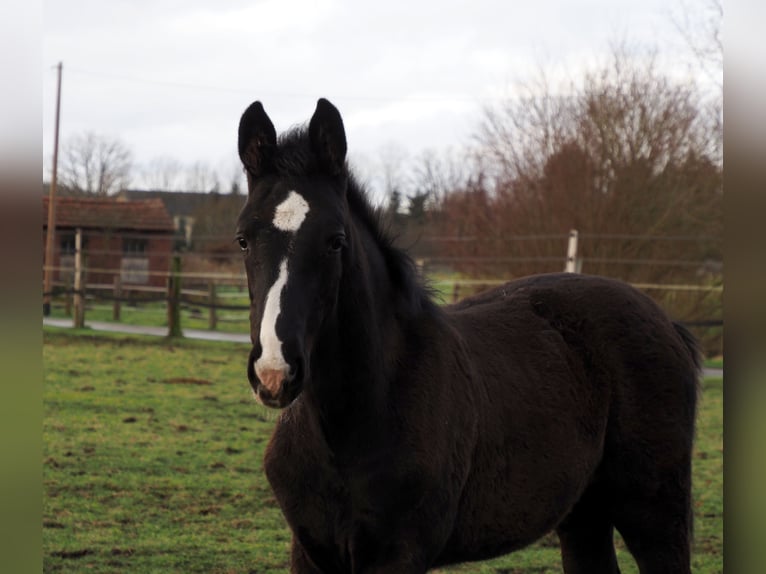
left=50, top=549, right=92, bottom=559
left=110, top=547, right=135, bottom=556
left=159, top=377, right=214, bottom=385
left=43, top=520, right=65, bottom=529
left=232, top=519, right=254, bottom=529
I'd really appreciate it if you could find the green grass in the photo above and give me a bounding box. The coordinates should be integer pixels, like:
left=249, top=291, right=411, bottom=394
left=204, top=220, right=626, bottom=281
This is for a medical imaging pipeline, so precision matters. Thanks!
left=43, top=331, right=284, bottom=573
left=43, top=331, right=723, bottom=573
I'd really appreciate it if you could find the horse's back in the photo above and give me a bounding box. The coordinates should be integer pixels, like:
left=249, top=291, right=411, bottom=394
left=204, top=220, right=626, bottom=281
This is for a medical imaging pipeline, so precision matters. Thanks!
left=447, top=272, right=699, bottom=396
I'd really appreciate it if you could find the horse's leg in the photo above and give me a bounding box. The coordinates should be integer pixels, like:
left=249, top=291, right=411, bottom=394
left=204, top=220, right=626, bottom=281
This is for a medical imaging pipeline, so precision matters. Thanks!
left=289, top=537, right=429, bottom=574
left=350, top=540, right=429, bottom=574
left=289, top=538, right=326, bottom=574
left=556, top=485, right=621, bottom=574
left=357, top=557, right=427, bottom=574
left=611, top=478, right=693, bottom=574
left=606, top=410, right=694, bottom=573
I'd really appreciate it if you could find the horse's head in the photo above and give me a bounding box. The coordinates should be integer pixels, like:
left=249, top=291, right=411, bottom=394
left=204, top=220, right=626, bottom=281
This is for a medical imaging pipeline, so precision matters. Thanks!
left=235, top=99, right=349, bottom=408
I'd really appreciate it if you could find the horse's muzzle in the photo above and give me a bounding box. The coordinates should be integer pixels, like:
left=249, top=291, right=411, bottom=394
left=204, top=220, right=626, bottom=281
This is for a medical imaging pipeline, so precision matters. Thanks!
left=247, top=346, right=303, bottom=409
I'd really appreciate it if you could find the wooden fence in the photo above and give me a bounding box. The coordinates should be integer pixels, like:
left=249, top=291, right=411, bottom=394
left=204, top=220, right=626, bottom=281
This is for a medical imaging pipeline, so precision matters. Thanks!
left=41, top=228, right=723, bottom=353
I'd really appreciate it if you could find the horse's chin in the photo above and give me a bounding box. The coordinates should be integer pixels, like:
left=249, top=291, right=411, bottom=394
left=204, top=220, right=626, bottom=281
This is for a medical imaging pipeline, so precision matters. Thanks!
left=253, top=383, right=303, bottom=409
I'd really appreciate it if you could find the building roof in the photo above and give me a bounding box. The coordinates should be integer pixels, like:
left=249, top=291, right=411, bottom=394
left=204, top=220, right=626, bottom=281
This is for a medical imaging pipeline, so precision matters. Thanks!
left=43, top=196, right=175, bottom=232
left=116, top=190, right=221, bottom=217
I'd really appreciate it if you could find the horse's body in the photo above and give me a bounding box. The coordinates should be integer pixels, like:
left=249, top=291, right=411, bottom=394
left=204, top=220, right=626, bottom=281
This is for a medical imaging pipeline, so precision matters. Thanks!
left=235, top=99, right=700, bottom=573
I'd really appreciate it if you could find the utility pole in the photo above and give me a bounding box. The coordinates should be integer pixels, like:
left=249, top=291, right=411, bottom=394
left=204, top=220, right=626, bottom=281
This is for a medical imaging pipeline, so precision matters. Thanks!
left=43, top=62, right=63, bottom=316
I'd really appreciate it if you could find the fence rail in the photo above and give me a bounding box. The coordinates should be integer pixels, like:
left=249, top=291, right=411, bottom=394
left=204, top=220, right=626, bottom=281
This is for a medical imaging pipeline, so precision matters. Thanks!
left=43, top=272, right=723, bottom=337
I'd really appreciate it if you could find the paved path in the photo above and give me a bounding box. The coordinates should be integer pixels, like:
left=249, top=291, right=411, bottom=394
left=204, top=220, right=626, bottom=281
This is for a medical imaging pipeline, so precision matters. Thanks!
left=43, top=317, right=722, bottom=378
left=43, top=317, right=250, bottom=344
left=703, top=367, right=724, bottom=379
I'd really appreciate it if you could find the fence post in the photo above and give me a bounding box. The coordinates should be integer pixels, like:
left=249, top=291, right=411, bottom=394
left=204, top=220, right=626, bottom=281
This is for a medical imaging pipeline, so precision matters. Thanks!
left=208, top=281, right=218, bottom=330
left=73, top=227, right=85, bottom=328
left=113, top=275, right=122, bottom=322
left=167, top=254, right=183, bottom=338
left=565, top=229, right=579, bottom=273
left=64, top=275, right=72, bottom=316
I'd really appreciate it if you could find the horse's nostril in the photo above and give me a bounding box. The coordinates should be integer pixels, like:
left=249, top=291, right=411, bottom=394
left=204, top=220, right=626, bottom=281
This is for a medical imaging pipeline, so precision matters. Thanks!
left=257, top=368, right=289, bottom=395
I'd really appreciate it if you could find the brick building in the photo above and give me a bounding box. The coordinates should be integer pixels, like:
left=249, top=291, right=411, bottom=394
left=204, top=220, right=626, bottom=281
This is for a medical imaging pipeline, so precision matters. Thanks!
left=43, top=196, right=175, bottom=289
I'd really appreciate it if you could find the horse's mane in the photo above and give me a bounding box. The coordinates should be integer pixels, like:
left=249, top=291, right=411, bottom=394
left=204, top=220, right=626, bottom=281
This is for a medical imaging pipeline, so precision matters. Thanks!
left=345, top=174, right=439, bottom=318
left=275, top=126, right=438, bottom=319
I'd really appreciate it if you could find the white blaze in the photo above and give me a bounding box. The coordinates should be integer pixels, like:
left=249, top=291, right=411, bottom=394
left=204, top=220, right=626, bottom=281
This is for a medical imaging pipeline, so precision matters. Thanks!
left=255, top=258, right=290, bottom=375
left=253, top=191, right=310, bottom=382
left=273, top=191, right=310, bottom=232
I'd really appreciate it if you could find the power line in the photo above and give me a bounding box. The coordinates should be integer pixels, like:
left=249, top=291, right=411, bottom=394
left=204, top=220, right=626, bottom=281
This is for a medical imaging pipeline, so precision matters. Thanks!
left=54, top=65, right=507, bottom=104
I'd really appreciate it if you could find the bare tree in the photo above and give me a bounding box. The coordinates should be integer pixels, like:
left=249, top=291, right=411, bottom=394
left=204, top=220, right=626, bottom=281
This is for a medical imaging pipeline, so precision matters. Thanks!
left=433, top=48, right=722, bottom=351
left=184, top=161, right=220, bottom=192
left=223, top=159, right=247, bottom=195
left=672, top=0, right=723, bottom=85
left=377, top=142, right=410, bottom=203
left=471, top=49, right=721, bottom=245
left=59, top=131, right=133, bottom=195
left=140, top=156, right=184, bottom=191
left=411, top=147, right=475, bottom=205
left=671, top=0, right=722, bottom=165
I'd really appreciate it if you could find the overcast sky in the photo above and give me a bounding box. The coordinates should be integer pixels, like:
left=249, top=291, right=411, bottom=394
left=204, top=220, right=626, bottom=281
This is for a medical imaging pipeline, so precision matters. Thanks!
left=42, top=0, right=710, bottom=196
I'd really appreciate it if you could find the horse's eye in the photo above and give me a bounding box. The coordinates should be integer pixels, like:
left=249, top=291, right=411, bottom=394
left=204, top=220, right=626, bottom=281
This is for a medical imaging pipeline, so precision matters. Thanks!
left=328, top=234, right=346, bottom=253
left=237, top=237, right=248, bottom=251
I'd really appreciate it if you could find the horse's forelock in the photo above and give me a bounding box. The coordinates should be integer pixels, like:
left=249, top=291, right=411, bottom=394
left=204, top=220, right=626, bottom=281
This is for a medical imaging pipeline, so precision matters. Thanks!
left=272, top=126, right=317, bottom=176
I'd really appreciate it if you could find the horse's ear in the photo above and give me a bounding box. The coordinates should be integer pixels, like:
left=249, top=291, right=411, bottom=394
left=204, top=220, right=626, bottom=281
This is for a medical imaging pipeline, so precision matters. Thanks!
left=238, top=101, right=277, bottom=178
left=309, top=98, right=347, bottom=176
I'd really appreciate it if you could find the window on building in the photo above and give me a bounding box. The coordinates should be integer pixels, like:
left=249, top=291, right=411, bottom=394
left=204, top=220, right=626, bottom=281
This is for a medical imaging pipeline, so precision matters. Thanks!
left=121, top=236, right=149, bottom=285
left=60, top=233, right=76, bottom=255
left=122, top=237, right=148, bottom=254
left=57, top=234, right=76, bottom=283
left=59, top=232, right=88, bottom=254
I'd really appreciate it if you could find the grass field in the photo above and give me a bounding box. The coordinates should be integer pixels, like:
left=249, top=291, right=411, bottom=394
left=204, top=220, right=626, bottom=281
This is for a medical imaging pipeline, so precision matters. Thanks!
left=43, top=329, right=723, bottom=573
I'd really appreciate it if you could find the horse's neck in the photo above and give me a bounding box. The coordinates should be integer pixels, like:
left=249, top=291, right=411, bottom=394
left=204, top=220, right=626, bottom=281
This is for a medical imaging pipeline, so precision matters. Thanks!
left=305, top=221, right=404, bottom=430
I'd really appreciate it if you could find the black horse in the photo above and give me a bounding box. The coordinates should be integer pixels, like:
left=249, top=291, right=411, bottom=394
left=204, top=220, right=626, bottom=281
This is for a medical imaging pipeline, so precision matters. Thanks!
left=235, top=98, right=700, bottom=573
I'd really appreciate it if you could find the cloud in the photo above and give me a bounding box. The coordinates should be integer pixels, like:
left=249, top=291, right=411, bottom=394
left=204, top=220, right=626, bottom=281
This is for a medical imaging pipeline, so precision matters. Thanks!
left=42, top=0, right=703, bottom=185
